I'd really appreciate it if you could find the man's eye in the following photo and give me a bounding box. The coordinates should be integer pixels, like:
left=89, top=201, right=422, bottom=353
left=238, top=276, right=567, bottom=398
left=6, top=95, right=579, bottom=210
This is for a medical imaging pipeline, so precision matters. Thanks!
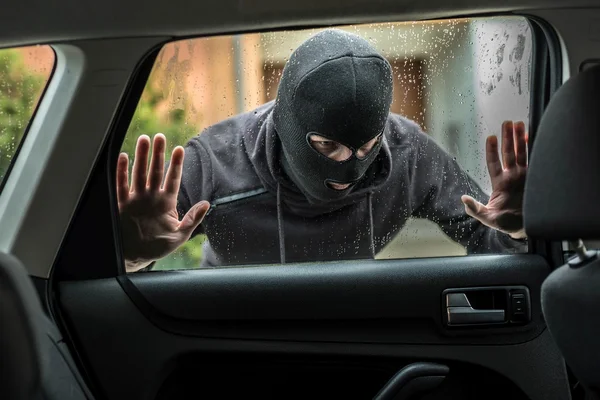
left=316, top=141, right=336, bottom=149
left=358, top=135, right=382, bottom=154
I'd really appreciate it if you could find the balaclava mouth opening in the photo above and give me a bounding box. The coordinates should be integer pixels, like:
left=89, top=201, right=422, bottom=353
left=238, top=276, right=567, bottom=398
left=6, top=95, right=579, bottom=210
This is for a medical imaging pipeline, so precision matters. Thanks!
left=273, top=28, right=394, bottom=204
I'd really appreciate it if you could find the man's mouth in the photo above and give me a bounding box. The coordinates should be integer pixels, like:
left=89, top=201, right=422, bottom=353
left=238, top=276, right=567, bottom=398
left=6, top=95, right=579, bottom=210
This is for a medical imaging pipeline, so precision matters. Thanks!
left=327, top=182, right=352, bottom=190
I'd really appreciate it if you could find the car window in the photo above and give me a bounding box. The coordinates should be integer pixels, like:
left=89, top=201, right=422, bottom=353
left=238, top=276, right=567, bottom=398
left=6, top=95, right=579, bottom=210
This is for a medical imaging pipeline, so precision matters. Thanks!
left=0, top=45, right=55, bottom=188
left=119, top=17, right=532, bottom=271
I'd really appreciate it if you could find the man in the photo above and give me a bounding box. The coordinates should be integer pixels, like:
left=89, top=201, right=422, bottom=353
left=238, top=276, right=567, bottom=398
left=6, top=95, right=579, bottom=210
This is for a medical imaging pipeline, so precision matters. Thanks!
left=117, top=29, right=528, bottom=272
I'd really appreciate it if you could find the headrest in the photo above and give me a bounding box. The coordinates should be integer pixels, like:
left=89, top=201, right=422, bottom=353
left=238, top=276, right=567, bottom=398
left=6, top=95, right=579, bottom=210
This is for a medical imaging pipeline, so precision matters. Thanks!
left=524, top=65, right=600, bottom=240
left=541, top=257, right=600, bottom=396
left=0, top=253, right=45, bottom=399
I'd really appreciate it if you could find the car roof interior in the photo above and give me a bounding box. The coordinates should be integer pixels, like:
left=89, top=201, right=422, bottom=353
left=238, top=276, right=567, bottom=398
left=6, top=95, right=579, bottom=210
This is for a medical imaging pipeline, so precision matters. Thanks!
left=0, top=0, right=598, bottom=45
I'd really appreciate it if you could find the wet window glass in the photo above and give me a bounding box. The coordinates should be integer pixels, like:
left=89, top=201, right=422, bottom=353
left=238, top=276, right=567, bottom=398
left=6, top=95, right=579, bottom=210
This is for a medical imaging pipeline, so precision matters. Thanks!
left=118, top=17, right=531, bottom=272
left=0, top=45, right=55, bottom=187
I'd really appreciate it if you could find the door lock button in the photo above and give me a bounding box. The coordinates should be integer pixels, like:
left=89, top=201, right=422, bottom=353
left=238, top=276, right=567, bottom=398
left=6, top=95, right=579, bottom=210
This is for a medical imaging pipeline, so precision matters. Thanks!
left=510, top=291, right=530, bottom=323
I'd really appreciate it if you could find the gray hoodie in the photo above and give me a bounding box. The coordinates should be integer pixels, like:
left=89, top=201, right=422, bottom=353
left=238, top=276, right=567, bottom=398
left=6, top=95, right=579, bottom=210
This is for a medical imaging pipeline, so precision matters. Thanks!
left=176, top=101, right=526, bottom=268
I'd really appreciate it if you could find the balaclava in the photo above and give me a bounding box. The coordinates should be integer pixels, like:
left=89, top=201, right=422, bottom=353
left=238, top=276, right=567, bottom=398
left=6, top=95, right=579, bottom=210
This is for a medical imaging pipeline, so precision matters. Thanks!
left=273, top=29, right=393, bottom=203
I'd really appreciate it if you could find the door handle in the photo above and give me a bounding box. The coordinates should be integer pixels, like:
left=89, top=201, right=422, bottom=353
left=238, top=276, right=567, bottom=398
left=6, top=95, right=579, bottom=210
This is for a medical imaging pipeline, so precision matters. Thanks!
left=373, top=362, right=449, bottom=400
left=446, top=293, right=505, bottom=325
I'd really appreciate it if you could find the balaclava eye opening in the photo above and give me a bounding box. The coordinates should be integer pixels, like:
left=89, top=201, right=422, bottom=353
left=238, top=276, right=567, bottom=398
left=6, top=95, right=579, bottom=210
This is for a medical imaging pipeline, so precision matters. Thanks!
left=273, top=29, right=394, bottom=203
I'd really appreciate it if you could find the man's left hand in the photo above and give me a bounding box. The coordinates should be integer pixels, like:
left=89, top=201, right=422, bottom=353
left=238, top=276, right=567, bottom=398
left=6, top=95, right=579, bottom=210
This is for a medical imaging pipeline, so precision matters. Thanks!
left=461, top=120, right=527, bottom=240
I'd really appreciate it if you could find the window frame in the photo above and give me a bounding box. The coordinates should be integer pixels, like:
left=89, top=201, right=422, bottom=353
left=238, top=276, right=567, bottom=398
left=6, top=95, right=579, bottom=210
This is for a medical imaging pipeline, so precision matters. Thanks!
left=525, top=15, right=564, bottom=268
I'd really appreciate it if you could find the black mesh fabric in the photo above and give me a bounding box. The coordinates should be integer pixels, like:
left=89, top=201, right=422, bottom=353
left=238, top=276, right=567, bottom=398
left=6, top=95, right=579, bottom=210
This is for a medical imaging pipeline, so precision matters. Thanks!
left=273, top=29, right=393, bottom=203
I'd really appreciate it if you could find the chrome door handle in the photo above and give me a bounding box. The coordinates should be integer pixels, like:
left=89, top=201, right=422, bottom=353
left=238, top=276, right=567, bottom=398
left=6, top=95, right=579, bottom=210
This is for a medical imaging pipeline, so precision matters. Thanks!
left=446, top=293, right=505, bottom=325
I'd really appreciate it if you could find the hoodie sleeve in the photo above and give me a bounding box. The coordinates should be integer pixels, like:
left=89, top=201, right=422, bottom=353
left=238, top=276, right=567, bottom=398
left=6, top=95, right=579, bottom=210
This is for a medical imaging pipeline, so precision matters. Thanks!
left=175, top=136, right=214, bottom=238
left=402, top=121, right=527, bottom=254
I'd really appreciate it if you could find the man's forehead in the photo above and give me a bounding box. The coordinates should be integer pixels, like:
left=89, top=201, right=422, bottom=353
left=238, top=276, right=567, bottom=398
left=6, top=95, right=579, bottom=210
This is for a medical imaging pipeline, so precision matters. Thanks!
left=294, top=102, right=389, bottom=147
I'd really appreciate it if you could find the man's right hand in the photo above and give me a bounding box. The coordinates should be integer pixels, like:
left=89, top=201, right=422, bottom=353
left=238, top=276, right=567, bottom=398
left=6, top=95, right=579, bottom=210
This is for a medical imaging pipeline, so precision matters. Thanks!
left=116, top=134, right=210, bottom=272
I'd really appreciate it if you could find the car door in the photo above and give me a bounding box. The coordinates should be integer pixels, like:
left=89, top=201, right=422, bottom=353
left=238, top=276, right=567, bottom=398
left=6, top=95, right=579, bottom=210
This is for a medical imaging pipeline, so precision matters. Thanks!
left=42, top=14, right=573, bottom=400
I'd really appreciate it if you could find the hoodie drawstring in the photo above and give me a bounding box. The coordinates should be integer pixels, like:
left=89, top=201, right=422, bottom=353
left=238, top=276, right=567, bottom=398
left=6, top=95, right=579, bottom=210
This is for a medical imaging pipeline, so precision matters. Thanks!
left=368, top=192, right=375, bottom=258
left=277, top=183, right=286, bottom=263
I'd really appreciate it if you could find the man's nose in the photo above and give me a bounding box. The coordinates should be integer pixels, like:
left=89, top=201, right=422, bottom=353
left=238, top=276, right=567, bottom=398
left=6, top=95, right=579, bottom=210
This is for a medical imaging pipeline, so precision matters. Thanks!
left=333, top=147, right=353, bottom=162
left=356, top=148, right=368, bottom=159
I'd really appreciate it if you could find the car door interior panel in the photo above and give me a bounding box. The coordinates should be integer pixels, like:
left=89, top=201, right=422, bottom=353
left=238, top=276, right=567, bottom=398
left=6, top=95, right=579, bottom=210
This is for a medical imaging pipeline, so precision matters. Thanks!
left=113, top=255, right=546, bottom=344
left=57, top=254, right=570, bottom=400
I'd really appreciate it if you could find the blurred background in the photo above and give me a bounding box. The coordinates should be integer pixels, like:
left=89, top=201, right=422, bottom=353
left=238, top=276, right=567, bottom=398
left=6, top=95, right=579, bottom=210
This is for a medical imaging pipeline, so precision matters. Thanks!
left=0, top=45, right=53, bottom=182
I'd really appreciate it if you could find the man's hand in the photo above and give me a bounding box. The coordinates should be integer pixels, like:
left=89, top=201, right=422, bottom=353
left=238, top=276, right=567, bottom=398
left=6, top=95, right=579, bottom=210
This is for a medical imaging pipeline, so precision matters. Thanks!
left=461, top=121, right=527, bottom=240
left=117, top=134, right=210, bottom=272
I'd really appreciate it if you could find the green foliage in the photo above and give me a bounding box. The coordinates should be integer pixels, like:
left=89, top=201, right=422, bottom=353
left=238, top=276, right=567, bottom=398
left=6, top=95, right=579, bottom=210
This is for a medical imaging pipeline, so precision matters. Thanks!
left=0, top=51, right=206, bottom=270
left=153, top=234, right=208, bottom=271
left=123, top=69, right=207, bottom=269
left=0, top=49, right=46, bottom=181
left=122, top=73, right=198, bottom=158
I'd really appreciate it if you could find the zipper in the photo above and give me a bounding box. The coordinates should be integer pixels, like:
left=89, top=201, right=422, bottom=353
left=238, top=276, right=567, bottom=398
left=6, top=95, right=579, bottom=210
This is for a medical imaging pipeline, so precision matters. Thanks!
left=206, top=187, right=269, bottom=215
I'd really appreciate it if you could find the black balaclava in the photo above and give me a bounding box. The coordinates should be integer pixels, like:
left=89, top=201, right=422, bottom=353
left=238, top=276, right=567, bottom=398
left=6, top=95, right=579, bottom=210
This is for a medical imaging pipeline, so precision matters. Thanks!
left=273, top=29, right=394, bottom=204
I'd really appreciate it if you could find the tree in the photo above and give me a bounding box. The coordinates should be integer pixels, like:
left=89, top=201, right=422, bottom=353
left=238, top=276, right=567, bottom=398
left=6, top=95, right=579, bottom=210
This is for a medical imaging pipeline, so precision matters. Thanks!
left=0, top=49, right=46, bottom=181
left=123, top=69, right=199, bottom=157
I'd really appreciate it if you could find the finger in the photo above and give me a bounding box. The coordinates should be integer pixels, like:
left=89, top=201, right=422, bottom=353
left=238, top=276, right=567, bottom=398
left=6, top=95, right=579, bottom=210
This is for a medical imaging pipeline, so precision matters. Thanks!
left=179, top=201, right=211, bottom=235
left=461, top=195, right=492, bottom=224
left=131, top=135, right=151, bottom=193
left=164, top=146, right=185, bottom=195
left=147, top=133, right=166, bottom=191
left=502, top=121, right=516, bottom=168
left=116, top=153, right=130, bottom=205
left=514, top=121, right=527, bottom=167
left=485, top=135, right=503, bottom=181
